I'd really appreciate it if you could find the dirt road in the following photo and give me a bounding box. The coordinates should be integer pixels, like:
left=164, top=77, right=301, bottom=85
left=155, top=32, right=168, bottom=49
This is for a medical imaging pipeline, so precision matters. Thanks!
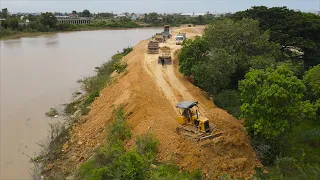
left=57, top=27, right=260, bottom=179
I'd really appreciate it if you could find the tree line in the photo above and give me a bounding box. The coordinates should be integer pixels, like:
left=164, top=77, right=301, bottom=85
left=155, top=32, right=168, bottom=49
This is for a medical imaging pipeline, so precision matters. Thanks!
left=179, top=6, right=320, bottom=179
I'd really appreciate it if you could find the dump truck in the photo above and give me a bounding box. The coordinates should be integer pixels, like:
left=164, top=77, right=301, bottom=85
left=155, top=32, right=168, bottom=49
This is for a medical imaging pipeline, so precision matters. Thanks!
left=175, top=101, right=220, bottom=146
left=155, top=33, right=164, bottom=43
left=163, top=25, right=172, bottom=39
left=176, top=33, right=187, bottom=45
left=147, top=41, right=160, bottom=54
left=158, top=46, right=172, bottom=64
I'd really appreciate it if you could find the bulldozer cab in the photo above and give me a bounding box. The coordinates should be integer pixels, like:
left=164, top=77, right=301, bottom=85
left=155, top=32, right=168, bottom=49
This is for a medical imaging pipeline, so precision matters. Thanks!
left=176, top=101, right=210, bottom=133
left=176, top=101, right=199, bottom=123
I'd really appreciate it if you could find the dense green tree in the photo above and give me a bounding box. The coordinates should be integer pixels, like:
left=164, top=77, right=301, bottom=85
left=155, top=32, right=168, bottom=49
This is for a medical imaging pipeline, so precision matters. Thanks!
left=7, top=18, right=19, bottom=29
left=197, top=15, right=205, bottom=25
left=39, top=12, right=57, bottom=28
left=1, top=19, right=8, bottom=28
left=27, top=14, right=38, bottom=22
left=303, top=65, right=320, bottom=100
left=81, top=9, right=91, bottom=17
left=0, top=8, right=9, bottom=18
left=178, top=36, right=209, bottom=76
left=232, top=6, right=320, bottom=68
left=192, top=49, right=237, bottom=94
left=144, top=12, right=159, bottom=24
left=239, top=65, right=314, bottom=139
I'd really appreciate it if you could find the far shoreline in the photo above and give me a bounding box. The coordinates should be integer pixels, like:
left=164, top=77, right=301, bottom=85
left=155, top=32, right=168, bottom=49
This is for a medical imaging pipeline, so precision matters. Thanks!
left=0, top=26, right=164, bottom=40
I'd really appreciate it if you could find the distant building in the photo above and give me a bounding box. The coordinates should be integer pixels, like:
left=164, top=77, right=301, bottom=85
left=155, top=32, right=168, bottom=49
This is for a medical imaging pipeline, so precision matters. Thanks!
left=131, top=14, right=137, bottom=21
left=180, top=12, right=206, bottom=17
left=115, top=14, right=127, bottom=18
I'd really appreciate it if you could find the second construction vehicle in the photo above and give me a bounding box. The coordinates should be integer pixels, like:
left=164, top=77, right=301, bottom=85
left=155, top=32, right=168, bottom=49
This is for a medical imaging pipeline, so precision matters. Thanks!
left=155, top=33, right=164, bottom=43
left=158, top=46, right=172, bottom=64
left=147, top=41, right=160, bottom=54
left=175, top=101, right=216, bottom=145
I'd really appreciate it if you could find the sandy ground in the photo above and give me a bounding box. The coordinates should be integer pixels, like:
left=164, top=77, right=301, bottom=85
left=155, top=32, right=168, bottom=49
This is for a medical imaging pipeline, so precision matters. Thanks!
left=55, top=26, right=260, bottom=179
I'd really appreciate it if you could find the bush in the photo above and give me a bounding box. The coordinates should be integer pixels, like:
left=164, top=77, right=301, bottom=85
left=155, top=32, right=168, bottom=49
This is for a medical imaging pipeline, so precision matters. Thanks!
left=84, top=90, right=99, bottom=106
left=45, top=108, right=58, bottom=117
left=150, top=164, right=204, bottom=180
left=64, top=101, right=78, bottom=115
left=136, top=133, right=159, bottom=160
left=214, top=90, right=241, bottom=118
left=109, top=108, right=131, bottom=142
left=114, top=61, right=127, bottom=73
left=298, top=128, right=320, bottom=148
left=123, top=47, right=133, bottom=55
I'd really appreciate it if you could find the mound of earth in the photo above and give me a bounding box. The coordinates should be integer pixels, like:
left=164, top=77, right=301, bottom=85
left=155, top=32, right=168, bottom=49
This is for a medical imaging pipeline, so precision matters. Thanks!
left=56, top=27, right=260, bottom=179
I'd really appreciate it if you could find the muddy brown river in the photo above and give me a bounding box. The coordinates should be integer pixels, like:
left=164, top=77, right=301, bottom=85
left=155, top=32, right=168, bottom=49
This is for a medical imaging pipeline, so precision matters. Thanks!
left=0, top=28, right=161, bottom=179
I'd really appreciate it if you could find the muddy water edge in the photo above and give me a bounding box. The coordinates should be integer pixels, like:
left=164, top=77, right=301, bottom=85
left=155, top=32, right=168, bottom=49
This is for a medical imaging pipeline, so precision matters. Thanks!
left=0, top=28, right=161, bottom=179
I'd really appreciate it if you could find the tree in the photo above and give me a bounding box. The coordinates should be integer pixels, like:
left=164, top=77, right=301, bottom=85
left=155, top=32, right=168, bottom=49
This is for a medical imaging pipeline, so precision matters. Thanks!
left=39, top=12, right=57, bottom=28
left=303, top=65, right=320, bottom=100
left=72, top=10, right=77, bottom=15
left=239, top=65, right=314, bottom=139
left=178, top=36, right=209, bottom=76
left=144, top=12, right=158, bottom=24
left=27, top=14, right=37, bottom=22
left=81, top=9, right=91, bottom=17
left=197, top=15, right=205, bottom=25
left=1, top=19, right=8, bottom=28
left=7, top=18, right=19, bottom=29
left=0, top=8, right=9, bottom=18
left=203, top=18, right=280, bottom=86
left=192, top=49, right=236, bottom=94
left=232, top=6, right=320, bottom=68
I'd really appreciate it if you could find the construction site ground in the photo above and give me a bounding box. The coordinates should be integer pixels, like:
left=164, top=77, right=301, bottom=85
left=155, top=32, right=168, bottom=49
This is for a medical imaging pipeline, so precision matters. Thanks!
left=59, top=26, right=261, bottom=179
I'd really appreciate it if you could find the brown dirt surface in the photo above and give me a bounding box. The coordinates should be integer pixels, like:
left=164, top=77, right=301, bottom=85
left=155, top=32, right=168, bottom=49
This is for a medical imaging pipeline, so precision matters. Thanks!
left=55, top=27, right=261, bottom=179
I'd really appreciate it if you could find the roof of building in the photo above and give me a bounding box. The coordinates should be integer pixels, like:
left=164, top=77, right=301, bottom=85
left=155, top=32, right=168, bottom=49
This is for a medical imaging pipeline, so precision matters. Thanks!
left=180, top=12, right=206, bottom=16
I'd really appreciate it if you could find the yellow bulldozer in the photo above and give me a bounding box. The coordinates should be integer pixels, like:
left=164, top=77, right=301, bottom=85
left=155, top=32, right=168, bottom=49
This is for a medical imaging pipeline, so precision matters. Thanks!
left=176, top=101, right=217, bottom=145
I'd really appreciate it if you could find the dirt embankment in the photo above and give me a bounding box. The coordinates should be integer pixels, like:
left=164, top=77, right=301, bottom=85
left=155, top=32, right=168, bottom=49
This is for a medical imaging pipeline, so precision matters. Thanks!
left=58, top=27, right=260, bottom=179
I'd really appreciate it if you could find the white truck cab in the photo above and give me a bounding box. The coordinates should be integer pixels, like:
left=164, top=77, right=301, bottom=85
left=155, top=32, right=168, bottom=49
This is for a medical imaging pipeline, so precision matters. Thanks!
left=176, top=33, right=186, bottom=45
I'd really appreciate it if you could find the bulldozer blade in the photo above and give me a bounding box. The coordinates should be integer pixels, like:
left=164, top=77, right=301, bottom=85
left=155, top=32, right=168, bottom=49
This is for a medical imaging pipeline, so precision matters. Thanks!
left=200, top=134, right=214, bottom=141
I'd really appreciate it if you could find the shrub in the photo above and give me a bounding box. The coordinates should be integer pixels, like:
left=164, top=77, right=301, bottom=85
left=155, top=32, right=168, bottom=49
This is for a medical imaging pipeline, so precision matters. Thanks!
left=109, top=108, right=131, bottom=142
left=214, top=90, right=241, bottom=118
left=298, top=128, right=320, bottom=148
left=114, top=61, right=127, bottom=73
left=45, top=108, right=58, bottom=117
left=84, top=90, right=99, bottom=106
left=136, top=133, right=159, bottom=160
left=64, top=101, right=78, bottom=115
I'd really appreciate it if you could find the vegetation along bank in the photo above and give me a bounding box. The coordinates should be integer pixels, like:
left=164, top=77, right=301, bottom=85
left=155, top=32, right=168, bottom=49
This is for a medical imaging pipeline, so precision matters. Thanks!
left=179, top=6, right=320, bottom=179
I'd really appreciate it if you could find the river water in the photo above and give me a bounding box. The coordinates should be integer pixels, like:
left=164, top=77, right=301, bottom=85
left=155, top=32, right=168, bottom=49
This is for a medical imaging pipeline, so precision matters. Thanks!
left=0, top=28, right=161, bottom=179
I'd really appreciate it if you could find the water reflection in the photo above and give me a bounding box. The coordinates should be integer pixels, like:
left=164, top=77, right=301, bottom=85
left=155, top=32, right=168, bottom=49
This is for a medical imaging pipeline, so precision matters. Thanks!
left=0, top=28, right=162, bottom=179
left=3, top=39, right=22, bottom=48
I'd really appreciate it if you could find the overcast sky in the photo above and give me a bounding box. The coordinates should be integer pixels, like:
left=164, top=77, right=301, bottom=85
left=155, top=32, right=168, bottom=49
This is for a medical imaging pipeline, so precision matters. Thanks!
left=1, top=0, right=319, bottom=13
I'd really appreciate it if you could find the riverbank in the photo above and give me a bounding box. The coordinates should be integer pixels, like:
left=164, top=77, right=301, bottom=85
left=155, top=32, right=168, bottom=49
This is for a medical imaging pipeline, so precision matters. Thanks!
left=33, top=26, right=259, bottom=179
left=31, top=47, right=132, bottom=178
left=0, top=26, right=162, bottom=40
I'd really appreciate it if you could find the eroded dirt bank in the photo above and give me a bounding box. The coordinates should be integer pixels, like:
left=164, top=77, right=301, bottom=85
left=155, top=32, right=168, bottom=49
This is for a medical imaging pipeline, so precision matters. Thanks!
left=58, top=27, right=260, bottom=179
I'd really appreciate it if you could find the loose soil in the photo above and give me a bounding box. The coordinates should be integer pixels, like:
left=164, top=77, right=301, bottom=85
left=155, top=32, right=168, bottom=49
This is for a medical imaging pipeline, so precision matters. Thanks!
left=54, top=26, right=260, bottom=179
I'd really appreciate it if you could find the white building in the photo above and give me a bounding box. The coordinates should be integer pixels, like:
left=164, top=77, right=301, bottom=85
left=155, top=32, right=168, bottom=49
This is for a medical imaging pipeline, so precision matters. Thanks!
left=180, top=12, right=207, bottom=17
